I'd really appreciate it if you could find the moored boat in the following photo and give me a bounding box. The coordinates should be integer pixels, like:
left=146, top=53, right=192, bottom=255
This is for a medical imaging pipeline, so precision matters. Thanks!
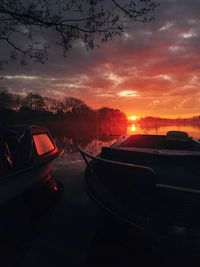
left=0, top=125, right=63, bottom=205
left=79, top=131, right=200, bottom=243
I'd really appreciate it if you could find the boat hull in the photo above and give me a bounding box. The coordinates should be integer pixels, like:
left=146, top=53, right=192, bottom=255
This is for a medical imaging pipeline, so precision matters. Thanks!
left=79, top=146, right=200, bottom=245
left=84, top=166, right=200, bottom=246
left=0, top=151, right=61, bottom=205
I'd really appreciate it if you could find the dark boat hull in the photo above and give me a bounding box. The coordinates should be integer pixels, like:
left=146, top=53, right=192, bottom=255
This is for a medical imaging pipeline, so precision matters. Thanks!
left=79, top=145, right=200, bottom=245
left=0, top=164, right=51, bottom=205
left=0, top=125, right=64, bottom=205
left=84, top=166, right=200, bottom=245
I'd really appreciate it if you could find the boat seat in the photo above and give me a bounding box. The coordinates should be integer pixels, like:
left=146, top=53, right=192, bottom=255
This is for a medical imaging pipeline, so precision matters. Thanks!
left=164, top=131, right=191, bottom=150
left=166, top=131, right=189, bottom=140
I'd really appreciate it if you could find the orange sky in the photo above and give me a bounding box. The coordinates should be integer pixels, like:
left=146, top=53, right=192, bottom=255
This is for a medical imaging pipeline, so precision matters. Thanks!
left=1, top=0, right=200, bottom=118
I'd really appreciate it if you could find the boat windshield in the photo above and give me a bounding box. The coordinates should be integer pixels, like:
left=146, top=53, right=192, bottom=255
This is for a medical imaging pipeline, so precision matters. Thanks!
left=33, top=134, right=55, bottom=156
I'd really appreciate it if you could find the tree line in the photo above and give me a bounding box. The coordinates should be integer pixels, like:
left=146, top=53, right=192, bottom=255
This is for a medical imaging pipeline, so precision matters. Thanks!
left=138, top=116, right=200, bottom=126
left=0, top=89, right=127, bottom=135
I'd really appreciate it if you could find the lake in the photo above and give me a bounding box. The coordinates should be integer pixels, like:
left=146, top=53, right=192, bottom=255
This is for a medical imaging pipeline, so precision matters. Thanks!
left=55, top=124, right=200, bottom=164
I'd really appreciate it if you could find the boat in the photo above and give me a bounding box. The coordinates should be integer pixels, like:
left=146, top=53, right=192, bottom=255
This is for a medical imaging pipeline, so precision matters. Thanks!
left=79, top=131, right=200, bottom=243
left=0, top=125, right=63, bottom=205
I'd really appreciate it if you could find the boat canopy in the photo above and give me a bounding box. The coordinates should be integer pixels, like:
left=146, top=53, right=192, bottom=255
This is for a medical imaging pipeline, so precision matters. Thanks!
left=0, top=125, right=57, bottom=177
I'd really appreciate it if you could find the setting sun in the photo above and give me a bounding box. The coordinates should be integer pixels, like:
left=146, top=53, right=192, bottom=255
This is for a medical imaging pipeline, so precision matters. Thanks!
left=128, top=115, right=139, bottom=121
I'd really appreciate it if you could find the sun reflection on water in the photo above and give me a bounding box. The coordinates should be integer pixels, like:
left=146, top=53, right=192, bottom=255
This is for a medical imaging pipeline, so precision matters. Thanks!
left=130, top=124, right=136, bottom=133
left=54, top=124, right=200, bottom=167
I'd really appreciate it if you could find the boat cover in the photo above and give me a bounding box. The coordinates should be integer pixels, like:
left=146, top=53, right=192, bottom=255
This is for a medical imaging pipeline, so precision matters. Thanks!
left=0, top=126, right=33, bottom=176
left=0, top=125, right=55, bottom=177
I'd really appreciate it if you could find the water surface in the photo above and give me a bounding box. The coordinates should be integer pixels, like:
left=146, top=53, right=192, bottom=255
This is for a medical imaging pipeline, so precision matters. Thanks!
left=55, top=124, right=200, bottom=165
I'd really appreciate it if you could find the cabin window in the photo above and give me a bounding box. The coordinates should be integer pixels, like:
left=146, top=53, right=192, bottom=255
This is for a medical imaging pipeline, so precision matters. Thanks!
left=33, top=134, right=55, bottom=156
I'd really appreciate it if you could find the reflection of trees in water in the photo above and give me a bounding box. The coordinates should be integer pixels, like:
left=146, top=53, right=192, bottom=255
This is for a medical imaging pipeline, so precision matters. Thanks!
left=56, top=134, right=96, bottom=153
left=54, top=124, right=126, bottom=154
left=55, top=133, right=121, bottom=154
left=140, top=125, right=200, bottom=131
left=137, top=124, right=200, bottom=138
left=186, top=125, right=200, bottom=130
left=54, top=123, right=200, bottom=154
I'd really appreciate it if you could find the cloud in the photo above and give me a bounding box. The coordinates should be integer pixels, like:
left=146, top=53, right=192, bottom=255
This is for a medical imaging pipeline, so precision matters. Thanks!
left=117, top=90, right=139, bottom=98
left=0, top=0, right=200, bottom=116
left=159, top=21, right=174, bottom=31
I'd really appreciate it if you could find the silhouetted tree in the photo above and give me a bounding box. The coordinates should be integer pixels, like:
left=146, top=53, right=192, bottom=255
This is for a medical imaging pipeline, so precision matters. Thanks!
left=10, top=94, right=22, bottom=110
left=44, top=97, right=64, bottom=114
left=0, top=90, right=129, bottom=135
left=98, top=107, right=126, bottom=120
left=22, top=93, right=46, bottom=111
left=0, top=88, right=13, bottom=109
left=0, top=0, right=159, bottom=68
left=64, top=97, right=90, bottom=113
left=98, top=107, right=127, bottom=127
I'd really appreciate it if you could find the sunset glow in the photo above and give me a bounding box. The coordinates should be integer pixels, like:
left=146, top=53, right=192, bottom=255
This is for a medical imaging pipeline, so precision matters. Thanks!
left=1, top=1, right=200, bottom=118
left=128, top=115, right=139, bottom=121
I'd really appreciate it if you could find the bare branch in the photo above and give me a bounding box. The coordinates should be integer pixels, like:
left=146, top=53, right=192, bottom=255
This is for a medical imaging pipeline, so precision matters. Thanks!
left=0, top=0, right=159, bottom=68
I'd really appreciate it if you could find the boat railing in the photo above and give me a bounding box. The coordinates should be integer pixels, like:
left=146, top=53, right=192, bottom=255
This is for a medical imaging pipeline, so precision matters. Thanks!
left=78, top=145, right=154, bottom=173
left=78, top=146, right=200, bottom=196
left=156, top=183, right=200, bottom=195
left=78, top=146, right=157, bottom=214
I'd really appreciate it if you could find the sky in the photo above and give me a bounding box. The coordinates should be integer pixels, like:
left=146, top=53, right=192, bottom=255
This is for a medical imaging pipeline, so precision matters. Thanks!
left=0, top=0, right=200, bottom=118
